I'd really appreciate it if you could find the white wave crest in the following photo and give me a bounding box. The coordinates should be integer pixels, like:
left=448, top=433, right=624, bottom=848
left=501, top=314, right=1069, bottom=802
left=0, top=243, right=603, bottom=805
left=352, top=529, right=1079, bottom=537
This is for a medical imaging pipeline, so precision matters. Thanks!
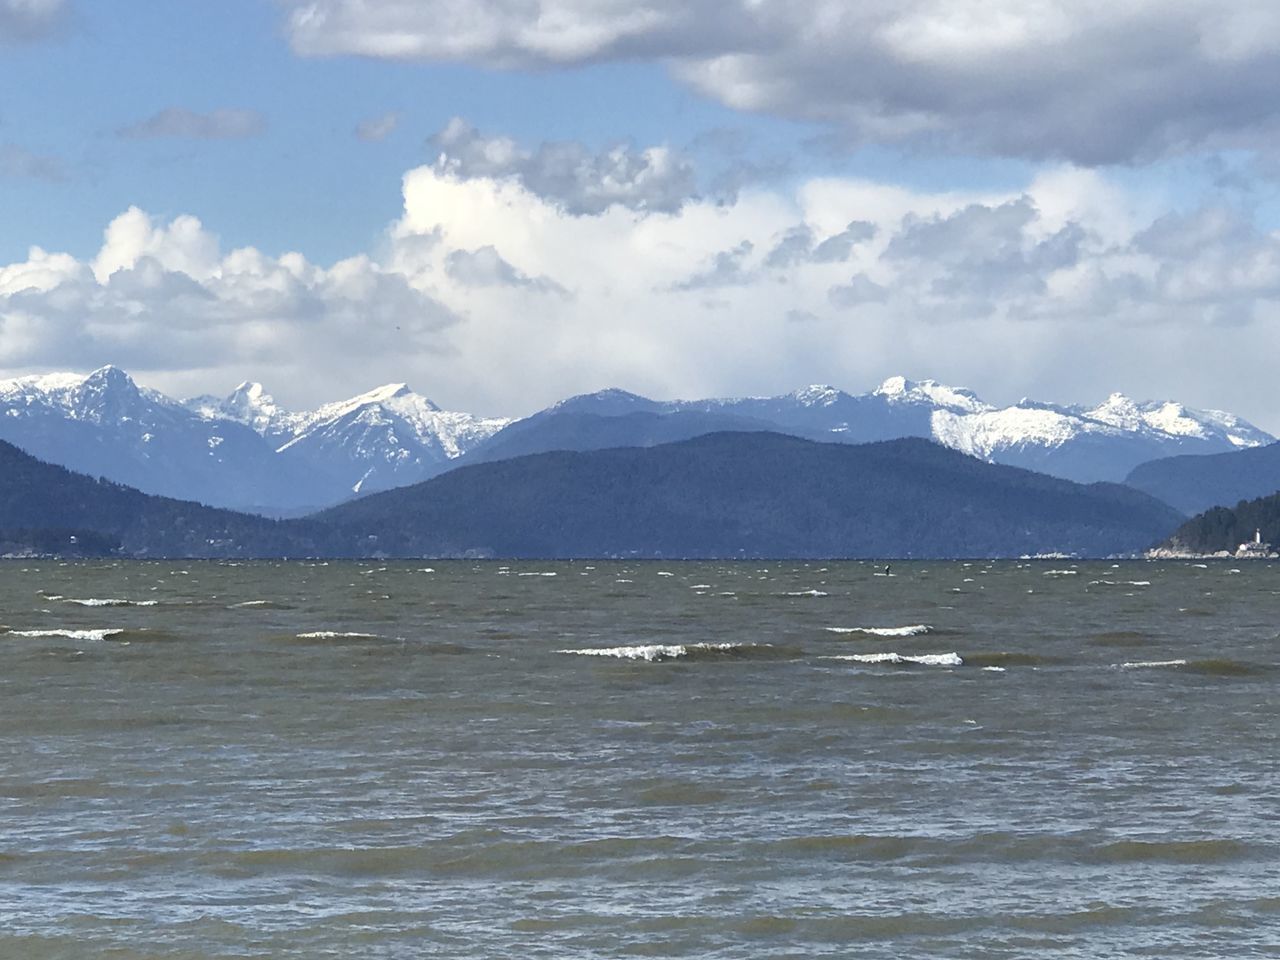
left=825, top=624, right=932, bottom=637
left=231, top=600, right=272, bottom=607
left=558, top=642, right=758, bottom=662
left=6, top=628, right=125, bottom=641
left=1120, top=659, right=1188, bottom=669
left=517, top=572, right=557, bottom=577
left=1089, top=580, right=1152, bottom=587
left=785, top=590, right=829, bottom=597
left=823, top=652, right=962, bottom=667
left=62, top=598, right=158, bottom=607
left=296, top=631, right=380, bottom=640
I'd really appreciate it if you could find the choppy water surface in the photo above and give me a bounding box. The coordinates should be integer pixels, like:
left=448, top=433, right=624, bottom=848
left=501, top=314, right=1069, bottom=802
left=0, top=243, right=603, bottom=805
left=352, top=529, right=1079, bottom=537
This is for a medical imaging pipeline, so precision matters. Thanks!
left=1, top=560, right=1277, bottom=958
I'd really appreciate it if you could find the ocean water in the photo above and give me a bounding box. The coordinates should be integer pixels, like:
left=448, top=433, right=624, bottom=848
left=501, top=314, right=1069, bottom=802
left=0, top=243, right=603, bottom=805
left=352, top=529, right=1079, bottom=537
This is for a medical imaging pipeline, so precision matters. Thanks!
left=1, top=559, right=1277, bottom=959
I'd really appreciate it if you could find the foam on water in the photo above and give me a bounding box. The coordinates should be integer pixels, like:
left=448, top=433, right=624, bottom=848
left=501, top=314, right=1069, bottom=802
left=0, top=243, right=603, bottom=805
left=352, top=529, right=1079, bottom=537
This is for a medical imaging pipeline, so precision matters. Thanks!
left=784, top=590, right=829, bottom=597
left=4, top=627, right=125, bottom=641
left=296, top=631, right=381, bottom=640
left=61, top=598, right=159, bottom=607
left=558, top=642, right=769, bottom=662
left=825, top=625, right=932, bottom=637
left=1120, top=659, right=1188, bottom=669
left=822, top=652, right=963, bottom=667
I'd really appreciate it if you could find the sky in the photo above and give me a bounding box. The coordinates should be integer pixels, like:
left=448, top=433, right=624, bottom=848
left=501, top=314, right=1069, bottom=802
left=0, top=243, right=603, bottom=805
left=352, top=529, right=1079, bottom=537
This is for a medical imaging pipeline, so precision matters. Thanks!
left=3, top=1, right=1280, bottom=428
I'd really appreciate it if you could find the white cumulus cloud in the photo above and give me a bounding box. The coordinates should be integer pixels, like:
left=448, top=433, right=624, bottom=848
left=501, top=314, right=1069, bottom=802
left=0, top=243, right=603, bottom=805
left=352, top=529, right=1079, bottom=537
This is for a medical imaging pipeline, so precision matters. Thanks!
left=6, top=127, right=1280, bottom=428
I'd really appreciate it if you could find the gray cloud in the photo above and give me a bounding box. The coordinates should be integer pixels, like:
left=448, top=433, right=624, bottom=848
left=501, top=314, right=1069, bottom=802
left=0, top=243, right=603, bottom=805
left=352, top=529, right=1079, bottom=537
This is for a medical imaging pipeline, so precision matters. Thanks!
left=118, top=107, right=266, bottom=141
left=445, top=246, right=567, bottom=295
left=765, top=220, right=874, bottom=269
left=0, top=0, right=65, bottom=43
left=282, top=1, right=1280, bottom=165
left=430, top=118, right=698, bottom=215
left=356, top=111, right=399, bottom=142
left=0, top=143, right=64, bottom=181
left=671, top=240, right=755, bottom=291
left=885, top=199, right=1086, bottom=304
left=828, top=274, right=889, bottom=308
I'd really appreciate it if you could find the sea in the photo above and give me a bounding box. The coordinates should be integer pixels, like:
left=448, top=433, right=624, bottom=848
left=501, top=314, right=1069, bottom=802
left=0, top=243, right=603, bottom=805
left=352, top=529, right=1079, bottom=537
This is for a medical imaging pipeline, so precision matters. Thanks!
left=1, top=559, right=1276, bottom=959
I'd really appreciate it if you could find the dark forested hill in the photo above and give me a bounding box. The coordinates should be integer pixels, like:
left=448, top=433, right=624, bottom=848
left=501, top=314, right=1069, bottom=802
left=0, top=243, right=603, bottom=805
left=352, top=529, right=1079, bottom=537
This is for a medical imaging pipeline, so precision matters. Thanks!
left=320, top=432, right=1185, bottom=558
left=3, top=432, right=1187, bottom=559
left=0, top=440, right=324, bottom=557
left=1157, top=491, right=1280, bottom=555
left=1125, top=442, right=1280, bottom=515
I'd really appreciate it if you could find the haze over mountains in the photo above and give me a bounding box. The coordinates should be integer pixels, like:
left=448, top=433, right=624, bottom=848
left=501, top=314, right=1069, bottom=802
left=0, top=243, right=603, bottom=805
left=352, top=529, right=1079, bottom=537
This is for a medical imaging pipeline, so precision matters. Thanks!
left=0, top=366, right=1273, bottom=514
left=1125, top=444, right=1280, bottom=516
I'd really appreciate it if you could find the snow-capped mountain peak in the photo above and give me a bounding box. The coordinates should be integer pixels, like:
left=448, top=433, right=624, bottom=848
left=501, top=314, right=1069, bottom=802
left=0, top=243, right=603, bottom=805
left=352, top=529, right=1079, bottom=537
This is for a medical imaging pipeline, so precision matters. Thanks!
left=1085, top=392, right=1143, bottom=430
left=186, top=380, right=298, bottom=438
left=2, top=366, right=1275, bottom=509
left=873, top=375, right=989, bottom=414
left=792, top=384, right=843, bottom=407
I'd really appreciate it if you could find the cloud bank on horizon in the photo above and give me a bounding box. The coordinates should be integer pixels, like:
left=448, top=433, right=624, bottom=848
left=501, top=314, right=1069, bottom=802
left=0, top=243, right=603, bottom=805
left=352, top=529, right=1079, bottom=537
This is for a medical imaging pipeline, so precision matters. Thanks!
left=2, top=1, right=1280, bottom=428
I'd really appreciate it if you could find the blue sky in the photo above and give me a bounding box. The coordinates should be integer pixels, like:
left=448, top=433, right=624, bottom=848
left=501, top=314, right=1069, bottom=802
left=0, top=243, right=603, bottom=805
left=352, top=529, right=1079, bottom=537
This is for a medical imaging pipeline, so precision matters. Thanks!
left=4, top=0, right=1280, bottom=428
left=0, top=0, right=1063, bottom=265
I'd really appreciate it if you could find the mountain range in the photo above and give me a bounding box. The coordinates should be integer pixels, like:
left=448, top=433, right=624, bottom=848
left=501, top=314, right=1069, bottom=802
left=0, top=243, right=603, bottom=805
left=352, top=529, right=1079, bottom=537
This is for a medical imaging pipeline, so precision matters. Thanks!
left=1, top=433, right=1184, bottom=559
left=0, top=366, right=1272, bottom=514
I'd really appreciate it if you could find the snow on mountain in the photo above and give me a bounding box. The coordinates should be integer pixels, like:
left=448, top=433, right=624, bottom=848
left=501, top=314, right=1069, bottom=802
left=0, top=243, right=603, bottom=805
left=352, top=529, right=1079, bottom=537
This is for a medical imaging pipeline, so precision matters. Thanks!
left=0, top=366, right=322, bottom=512
left=486, top=377, right=1274, bottom=485
left=3, top=367, right=1272, bottom=512
left=186, top=381, right=300, bottom=440
left=921, top=389, right=1274, bottom=483
left=872, top=376, right=989, bottom=415
left=192, top=381, right=513, bottom=497
left=1082, top=394, right=1268, bottom=447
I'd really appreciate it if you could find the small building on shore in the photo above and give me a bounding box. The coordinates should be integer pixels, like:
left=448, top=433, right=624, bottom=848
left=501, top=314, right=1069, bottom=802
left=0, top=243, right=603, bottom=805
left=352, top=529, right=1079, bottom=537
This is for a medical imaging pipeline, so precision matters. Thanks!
left=1235, top=529, right=1274, bottom=559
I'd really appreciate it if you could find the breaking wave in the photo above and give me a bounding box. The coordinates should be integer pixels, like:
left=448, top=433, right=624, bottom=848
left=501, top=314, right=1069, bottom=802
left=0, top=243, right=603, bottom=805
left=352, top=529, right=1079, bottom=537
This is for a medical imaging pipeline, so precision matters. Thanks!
left=825, top=625, right=932, bottom=637
left=1120, top=659, right=1187, bottom=669
left=822, top=652, right=963, bottom=667
left=2, top=627, right=125, bottom=642
left=61, top=598, right=158, bottom=607
left=558, top=642, right=790, bottom=662
left=296, top=631, right=382, bottom=640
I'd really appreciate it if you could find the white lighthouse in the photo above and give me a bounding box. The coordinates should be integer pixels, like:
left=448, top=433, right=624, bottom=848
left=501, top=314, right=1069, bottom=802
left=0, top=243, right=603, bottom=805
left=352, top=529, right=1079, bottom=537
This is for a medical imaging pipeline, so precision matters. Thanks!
left=1235, top=529, right=1273, bottom=558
